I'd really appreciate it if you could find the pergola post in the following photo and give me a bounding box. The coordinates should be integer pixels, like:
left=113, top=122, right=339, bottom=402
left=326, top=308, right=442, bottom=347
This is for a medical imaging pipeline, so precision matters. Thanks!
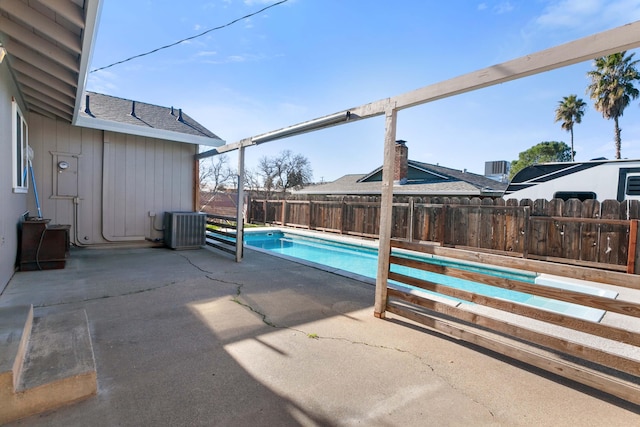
left=374, top=104, right=397, bottom=318
left=235, top=145, right=246, bottom=262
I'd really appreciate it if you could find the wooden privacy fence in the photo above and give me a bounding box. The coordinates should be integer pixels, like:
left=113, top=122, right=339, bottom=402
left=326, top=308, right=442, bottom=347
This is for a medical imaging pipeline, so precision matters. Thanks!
left=383, top=239, right=640, bottom=405
left=249, top=197, right=639, bottom=272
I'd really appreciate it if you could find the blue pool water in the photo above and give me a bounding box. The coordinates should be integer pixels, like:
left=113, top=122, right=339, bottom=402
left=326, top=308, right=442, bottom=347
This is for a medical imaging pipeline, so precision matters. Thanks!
left=244, top=229, right=614, bottom=322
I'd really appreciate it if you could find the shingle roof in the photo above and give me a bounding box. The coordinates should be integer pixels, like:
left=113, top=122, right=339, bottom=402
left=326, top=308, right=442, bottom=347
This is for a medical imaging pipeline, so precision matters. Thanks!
left=408, top=160, right=507, bottom=190
left=79, top=92, right=221, bottom=140
left=296, top=162, right=508, bottom=196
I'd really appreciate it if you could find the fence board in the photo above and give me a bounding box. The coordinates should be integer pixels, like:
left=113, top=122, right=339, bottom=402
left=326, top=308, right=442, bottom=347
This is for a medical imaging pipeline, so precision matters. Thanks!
left=563, top=199, right=582, bottom=260
left=581, top=199, right=600, bottom=262
left=546, top=199, right=564, bottom=258
left=529, top=199, right=550, bottom=257
left=429, top=204, right=442, bottom=242
left=467, top=204, right=481, bottom=248
left=504, top=199, right=522, bottom=253
left=600, top=200, right=623, bottom=265
left=392, top=203, right=409, bottom=239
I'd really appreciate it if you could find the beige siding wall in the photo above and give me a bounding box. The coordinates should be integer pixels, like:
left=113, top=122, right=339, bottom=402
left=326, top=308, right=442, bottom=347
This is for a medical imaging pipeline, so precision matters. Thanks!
left=101, top=132, right=196, bottom=242
left=27, top=114, right=197, bottom=246
left=0, top=64, right=28, bottom=291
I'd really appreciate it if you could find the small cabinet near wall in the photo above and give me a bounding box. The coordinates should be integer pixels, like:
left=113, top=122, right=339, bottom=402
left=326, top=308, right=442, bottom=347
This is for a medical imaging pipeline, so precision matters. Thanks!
left=19, top=219, right=70, bottom=271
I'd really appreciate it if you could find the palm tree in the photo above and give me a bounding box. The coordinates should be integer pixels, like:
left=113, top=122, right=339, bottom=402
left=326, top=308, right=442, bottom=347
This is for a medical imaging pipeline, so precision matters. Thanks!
left=554, top=94, right=586, bottom=161
left=586, top=51, right=640, bottom=159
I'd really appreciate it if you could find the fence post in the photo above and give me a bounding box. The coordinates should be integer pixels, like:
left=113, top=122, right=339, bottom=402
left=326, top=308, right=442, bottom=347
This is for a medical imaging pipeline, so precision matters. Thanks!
left=440, top=204, right=447, bottom=246
left=523, top=206, right=530, bottom=259
left=281, top=200, right=286, bottom=226
left=340, top=198, right=346, bottom=234
left=408, top=197, right=414, bottom=242
left=308, top=200, right=313, bottom=230
left=628, top=219, right=638, bottom=274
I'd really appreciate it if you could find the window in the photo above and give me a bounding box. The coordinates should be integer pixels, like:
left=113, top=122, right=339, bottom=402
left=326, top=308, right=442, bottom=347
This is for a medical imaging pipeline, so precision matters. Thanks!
left=12, top=98, right=28, bottom=193
left=626, top=175, right=640, bottom=196
left=553, top=191, right=596, bottom=201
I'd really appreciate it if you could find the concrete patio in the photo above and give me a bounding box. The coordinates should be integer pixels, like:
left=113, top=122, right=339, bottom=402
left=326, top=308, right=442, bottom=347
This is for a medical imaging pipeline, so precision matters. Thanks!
left=1, top=245, right=639, bottom=426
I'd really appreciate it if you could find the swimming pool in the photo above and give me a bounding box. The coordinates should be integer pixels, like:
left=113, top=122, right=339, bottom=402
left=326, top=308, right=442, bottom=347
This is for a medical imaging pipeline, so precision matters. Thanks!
left=243, top=229, right=618, bottom=322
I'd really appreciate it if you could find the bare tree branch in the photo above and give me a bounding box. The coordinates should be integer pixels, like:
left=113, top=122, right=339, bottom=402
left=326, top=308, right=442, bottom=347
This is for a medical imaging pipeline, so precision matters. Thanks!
left=255, top=150, right=313, bottom=196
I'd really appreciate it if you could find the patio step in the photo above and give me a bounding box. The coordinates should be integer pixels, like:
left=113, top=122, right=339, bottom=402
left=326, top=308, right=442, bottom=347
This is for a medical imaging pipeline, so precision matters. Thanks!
left=0, top=307, right=97, bottom=424
left=0, top=305, right=34, bottom=392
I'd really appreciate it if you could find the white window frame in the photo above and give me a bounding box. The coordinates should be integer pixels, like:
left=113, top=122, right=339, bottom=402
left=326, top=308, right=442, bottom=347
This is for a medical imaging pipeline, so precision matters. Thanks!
left=12, top=98, right=28, bottom=193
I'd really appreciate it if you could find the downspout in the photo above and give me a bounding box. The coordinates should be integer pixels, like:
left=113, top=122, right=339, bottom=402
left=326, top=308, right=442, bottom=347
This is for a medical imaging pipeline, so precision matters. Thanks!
left=72, top=196, right=88, bottom=247
left=194, top=157, right=200, bottom=212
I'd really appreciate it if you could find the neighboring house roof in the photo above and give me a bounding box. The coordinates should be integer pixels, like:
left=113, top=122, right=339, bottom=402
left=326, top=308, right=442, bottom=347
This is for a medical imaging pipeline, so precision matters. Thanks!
left=0, top=0, right=101, bottom=122
left=296, top=161, right=507, bottom=196
left=75, top=92, right=224, bottom=146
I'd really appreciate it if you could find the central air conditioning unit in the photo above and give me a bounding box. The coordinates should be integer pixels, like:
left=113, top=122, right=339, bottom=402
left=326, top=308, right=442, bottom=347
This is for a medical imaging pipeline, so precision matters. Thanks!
left=164, top=211, right=206, bottom=249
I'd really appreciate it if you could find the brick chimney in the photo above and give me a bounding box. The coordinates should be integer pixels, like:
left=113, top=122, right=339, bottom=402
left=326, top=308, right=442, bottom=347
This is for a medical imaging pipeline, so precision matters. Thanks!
left=394, top=140, right=408, bottom=185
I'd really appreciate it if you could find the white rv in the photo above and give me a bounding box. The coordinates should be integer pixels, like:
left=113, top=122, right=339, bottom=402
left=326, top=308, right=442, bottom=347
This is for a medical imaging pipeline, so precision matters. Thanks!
left=503, top=159, right=640, bottom=202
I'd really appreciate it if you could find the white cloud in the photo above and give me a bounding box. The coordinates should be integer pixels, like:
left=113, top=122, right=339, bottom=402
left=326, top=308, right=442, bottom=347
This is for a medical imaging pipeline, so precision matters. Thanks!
left=516, top=0, right=640, bottom=55
left=534, top=0, right=640, bottom=31
left=86, top=69, right=120, bottom=94
left=200, top=52, right=271, bottom=64
left=494, top=1, right=514, bottom=14
left=475, top=1, right=513, bottom=14
left=196, top=50, right=218, bottom=57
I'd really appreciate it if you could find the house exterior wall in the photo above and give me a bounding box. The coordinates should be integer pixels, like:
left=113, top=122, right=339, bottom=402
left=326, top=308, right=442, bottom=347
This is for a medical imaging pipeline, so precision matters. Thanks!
left=27, top=114, right=197, bottom=246
left=0, top=62, right=28, bottom=291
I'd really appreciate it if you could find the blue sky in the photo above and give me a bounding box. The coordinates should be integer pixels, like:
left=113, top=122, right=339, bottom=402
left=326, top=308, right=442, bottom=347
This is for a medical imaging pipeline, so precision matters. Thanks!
left=87, top=0, right=640, bottom=182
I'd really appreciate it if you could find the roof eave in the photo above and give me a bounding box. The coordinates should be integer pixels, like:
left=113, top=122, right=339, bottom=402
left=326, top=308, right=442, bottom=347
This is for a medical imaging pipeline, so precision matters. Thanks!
left=72, top=0, right=103, bottom=125
left=357, top=167, right=383, bottom=182
left=406, top=161, right=451, bottom=180
left=296, top=188, right=502, bottom=196
left=74, top=115, right=225, bottom=146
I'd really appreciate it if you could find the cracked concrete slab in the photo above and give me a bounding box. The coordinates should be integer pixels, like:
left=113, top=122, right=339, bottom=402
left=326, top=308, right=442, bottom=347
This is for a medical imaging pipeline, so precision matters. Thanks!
left=1, top=246, right=638, bottom=426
